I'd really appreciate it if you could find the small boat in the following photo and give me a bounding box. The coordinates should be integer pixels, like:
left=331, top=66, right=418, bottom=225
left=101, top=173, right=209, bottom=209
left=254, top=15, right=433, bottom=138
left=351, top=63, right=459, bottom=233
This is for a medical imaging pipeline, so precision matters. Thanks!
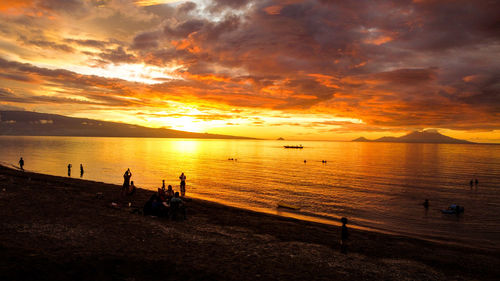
left=441, top=204, right=464, bottom=214
left=284, top=145, right=303, bottom=149
left=277, top=203, right=301, bottom=210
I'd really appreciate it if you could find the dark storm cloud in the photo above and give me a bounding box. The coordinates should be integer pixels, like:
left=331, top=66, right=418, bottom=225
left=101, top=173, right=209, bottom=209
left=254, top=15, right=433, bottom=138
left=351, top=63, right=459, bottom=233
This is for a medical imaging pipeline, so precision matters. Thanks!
left=38, top=0, right=87, bottom=14
left=64, top=38, right=109, bottom=49
left=164, top=19, right=206, bottom=38
left=18, top=35, right=75, bottom=53
left=131, top=31, right=160, bottom=49
left=98, top=47, right=137, bottom=64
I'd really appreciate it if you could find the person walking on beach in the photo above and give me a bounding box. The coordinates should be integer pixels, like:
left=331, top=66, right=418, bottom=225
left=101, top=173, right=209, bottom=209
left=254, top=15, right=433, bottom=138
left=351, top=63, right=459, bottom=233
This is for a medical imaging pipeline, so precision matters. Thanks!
left=80, top=164, right=84, bottom=178
left=179, top=172, right=186, bottom=197
left=67, top=164, right=72, bottom=177
left=469, top=179, right=473, bottom=189
left=475, top=178, right=478, bottom=188
left=340, top=217, right=349, bottom=254
left=18, top=157, right=24, bottom=171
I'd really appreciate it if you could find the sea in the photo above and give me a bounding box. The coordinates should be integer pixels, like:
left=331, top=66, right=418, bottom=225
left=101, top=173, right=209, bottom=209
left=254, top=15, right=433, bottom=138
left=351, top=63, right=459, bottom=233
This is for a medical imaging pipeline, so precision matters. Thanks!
left=1, top=136, right=499, bottom=250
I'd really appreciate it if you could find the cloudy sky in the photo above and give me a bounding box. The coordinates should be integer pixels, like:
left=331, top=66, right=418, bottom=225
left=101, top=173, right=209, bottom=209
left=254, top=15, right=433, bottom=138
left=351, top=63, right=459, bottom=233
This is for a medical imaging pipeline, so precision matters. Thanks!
left=0, top=0, right=498, bottom=141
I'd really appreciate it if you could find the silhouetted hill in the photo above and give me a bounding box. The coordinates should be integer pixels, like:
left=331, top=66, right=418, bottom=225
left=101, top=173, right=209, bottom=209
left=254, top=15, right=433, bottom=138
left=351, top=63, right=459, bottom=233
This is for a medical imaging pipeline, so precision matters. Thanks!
left=352, top=137, right=369, bottom=142
left=0, top=111, right=254, bottom=139
left=352, top=130, right=473, bottom=144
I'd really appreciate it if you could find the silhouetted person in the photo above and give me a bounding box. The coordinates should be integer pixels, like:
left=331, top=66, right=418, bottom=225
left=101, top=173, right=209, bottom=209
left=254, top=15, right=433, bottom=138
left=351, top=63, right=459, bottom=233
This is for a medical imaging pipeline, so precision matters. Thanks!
left=475, top=178, right=478, bottom=187
left=162, top=179, right=166, bottom=192
left=470, top=179, right=473, bottom=189
left=304, top=160, right=307, bottom=163
left=179, top=172, right=186, bottom=196
left=170, top=192, right=186, bottom=220
left=67, top=164, right=72, bottom=177
left=19, top=157, right=24, bottom=171
left=80, top=164, right=84, bottom=178
left=340, top=217, right=349, bottom=254
left=127, top=180, right=137, bottom=201
left=122, top=168, right=132, bottom=197
left=166, top=184, right=174, bottom=200
left=422, top=199, right=429, bottom=209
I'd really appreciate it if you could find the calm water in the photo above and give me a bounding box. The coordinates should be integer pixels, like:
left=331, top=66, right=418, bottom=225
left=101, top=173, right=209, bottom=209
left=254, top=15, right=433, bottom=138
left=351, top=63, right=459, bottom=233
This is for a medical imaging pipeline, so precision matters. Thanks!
left=1, top=136, right=499, bottom=249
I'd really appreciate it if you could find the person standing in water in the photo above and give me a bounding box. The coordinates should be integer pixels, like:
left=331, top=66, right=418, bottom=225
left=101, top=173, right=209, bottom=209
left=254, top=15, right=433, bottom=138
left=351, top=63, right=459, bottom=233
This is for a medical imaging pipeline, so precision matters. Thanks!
left=19, top=157, right=24, bottom=171
left=67, top=164, right=72, bottom=177
left=122, top=168, right=132, bottom=195
left=80, top=164, right=84, bottom=178
left=340, top=217, right=349, bottom=254
left=422, top=199, right=429, bottom=209
left=179, top=172, right=186, bottom=197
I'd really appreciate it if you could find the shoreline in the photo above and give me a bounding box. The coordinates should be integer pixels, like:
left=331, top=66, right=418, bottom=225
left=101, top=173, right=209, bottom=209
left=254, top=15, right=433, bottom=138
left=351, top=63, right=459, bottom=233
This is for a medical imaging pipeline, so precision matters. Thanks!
left=1, top=164, right=499, bottom=280
left=3, top=162, right=493, bottom=252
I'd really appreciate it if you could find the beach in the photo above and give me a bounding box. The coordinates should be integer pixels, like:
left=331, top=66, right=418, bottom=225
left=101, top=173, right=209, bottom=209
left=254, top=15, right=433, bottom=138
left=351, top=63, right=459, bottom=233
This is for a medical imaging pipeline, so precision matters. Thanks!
left=0, top=164, right=499, bottom=281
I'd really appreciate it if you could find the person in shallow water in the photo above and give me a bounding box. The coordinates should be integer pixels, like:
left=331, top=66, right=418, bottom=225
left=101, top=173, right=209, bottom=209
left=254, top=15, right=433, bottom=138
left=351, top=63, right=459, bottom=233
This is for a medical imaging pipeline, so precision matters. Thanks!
left=179, top=172, right=186, bottom=196
left=80, top=164, right=84, bottom=178
left=18, top=157, right=24, bottom=171
left=67, top=164, right=72, bottom=177
left=422, top=199, right=429, bottom=209
left=340, top=217, right=349, bottom=254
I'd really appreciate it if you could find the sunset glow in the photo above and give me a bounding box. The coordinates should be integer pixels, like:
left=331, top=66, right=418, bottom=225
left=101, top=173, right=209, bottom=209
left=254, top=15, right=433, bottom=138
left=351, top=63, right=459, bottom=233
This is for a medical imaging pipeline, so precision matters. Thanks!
left=0, top=0, right=498, bottom=142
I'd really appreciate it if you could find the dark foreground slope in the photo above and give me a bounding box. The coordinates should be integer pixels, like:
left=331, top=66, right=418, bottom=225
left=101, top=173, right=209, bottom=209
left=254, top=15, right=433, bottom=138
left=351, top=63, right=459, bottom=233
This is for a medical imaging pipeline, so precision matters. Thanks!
left=0, top=111, right=253, bottom=139
left=0, top=165, right=499, bottom=281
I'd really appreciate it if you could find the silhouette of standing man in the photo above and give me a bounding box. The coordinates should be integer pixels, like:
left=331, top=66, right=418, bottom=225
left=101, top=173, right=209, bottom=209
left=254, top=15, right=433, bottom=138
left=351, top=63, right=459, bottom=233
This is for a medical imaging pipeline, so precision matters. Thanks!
left=67, top=164, right=72, bottom=177
left=80, top=164, right=84, bottom=178
left=179, top=172, right=186, bottom=197
left=19, top=157, right=24, bottom=171
left=122, top=168, right=132, bottom=197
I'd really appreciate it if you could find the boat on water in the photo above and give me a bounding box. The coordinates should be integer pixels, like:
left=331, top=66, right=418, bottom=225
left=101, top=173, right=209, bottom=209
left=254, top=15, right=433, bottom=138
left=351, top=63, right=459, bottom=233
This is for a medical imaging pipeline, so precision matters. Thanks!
left=284, top=145, right=303, bottom=149
left=277, top=203, right=301, bottom=210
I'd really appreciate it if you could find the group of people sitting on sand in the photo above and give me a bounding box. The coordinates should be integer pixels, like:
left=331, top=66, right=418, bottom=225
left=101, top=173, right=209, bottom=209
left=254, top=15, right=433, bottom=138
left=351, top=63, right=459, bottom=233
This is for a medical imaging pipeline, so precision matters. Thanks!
left=121, top=168, right=186, bottom=219
left=143, top=180, right=186, bottom=220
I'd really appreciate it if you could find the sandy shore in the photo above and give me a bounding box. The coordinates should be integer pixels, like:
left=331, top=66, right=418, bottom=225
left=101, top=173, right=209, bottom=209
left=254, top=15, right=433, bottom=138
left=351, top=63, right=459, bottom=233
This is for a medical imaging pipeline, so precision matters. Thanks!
left=0, top=165, right=499, bottom=280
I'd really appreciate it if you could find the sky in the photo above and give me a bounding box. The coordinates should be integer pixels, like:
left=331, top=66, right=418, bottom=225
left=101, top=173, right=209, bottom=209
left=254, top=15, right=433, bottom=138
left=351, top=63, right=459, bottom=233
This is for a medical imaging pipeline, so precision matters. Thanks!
left=0, top=0, right=499, bottom=142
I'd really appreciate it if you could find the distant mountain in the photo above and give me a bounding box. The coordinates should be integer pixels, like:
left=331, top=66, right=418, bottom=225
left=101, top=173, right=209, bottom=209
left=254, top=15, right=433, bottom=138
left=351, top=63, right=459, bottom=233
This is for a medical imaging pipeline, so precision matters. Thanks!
left=0, top=111, right=254, bottom=139
left=352, top=137, right=369, bottom=142
left=352, top=130, right=473, bottom=144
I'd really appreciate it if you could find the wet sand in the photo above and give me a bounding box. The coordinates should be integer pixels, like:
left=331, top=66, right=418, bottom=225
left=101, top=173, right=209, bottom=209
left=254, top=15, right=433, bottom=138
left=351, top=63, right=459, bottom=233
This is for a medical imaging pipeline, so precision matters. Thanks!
left=0, top=164, right=499, bottom=280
